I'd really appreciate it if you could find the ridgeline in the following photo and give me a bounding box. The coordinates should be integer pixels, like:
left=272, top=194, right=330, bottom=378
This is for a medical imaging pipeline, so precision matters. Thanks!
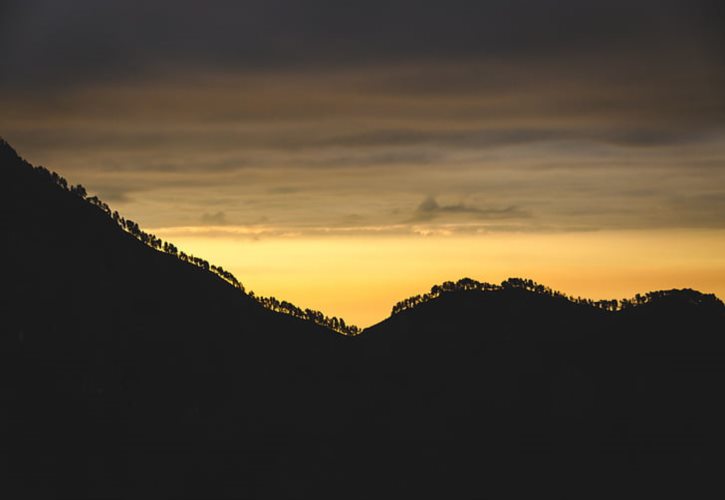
left=2, top=138, right=724, bottom=499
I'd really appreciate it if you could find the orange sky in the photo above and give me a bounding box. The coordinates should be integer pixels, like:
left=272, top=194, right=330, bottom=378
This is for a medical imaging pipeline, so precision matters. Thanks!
left=154, top=228, right=725, bottom=327
left=3, top=65, right=723, bottom=328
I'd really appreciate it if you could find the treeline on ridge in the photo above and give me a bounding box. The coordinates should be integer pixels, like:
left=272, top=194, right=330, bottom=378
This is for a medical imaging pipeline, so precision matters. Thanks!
left=391, top=277, right=722, bottom=316
left=4, top=140, right=361, bottom=336
left=4, top=138, right=720, bottom=337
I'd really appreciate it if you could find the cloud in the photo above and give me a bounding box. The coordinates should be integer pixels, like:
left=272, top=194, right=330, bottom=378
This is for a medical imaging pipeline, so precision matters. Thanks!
left=200, top=211, right=228, bottom=225
left=93, top=185, right=134, bottom=203
left=1, top=1, right=723, bottom=91
left=0, top=1, right=723, bottom=236
left=299, top=150, right=443, bottom=168
left=411, top=196, right=530, bottom=222
left=268, top=186, right=300, bottom=195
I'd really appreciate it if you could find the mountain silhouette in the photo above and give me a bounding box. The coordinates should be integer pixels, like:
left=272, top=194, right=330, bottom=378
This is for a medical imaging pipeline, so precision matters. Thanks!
left=2, top=138, right=724, bottom=498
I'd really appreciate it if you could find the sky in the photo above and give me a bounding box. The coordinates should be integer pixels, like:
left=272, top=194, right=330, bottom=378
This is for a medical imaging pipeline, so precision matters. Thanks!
left=2, top=0, right=725, bottom=326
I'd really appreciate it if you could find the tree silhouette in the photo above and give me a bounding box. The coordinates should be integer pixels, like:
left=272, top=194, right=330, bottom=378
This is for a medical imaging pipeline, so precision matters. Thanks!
left=13, top=155, right=361, bottom=336
left=390, top=276, right=721, bottom=317
left=10, top=140, right=718, bottom=338
left=70, top=184, right=87, bottom=198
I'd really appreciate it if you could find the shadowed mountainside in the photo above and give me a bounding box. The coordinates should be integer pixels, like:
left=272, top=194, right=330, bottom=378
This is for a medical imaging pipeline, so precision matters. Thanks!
left=0, top=138, right=361, bottom=336
left=2, top=139, right=725, bottom=498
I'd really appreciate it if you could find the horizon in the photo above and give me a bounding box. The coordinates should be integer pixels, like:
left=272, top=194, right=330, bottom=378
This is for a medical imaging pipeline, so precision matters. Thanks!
left=2, top=0, right=724, bottom=327
left=149, top=224, right=725, bottom=327
left=6, top=138, right=725, bottom=327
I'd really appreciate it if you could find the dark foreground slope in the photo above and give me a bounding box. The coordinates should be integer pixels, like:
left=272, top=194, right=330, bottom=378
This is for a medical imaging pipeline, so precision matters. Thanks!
left=356, top=288, right=725, bottom=496
left=1, top=142, right=358, bottom=498
left=2, top=140, right=725, bottom=498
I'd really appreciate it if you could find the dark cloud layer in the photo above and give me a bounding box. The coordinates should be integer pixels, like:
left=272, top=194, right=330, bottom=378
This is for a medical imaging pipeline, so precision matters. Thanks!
left=1, top=0, right=723, bottom=89
left=1, top=1, right=724, bottom=234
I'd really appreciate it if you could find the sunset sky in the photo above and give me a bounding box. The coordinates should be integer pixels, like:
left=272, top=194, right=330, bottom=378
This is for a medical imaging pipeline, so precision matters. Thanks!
left=2, top=1, right=724, bottom=326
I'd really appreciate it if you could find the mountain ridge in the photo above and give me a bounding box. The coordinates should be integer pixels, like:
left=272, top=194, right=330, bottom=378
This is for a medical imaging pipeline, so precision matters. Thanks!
left=3, top=137, right=725, bottom=498
left=2, top=137, right=721, bottom=336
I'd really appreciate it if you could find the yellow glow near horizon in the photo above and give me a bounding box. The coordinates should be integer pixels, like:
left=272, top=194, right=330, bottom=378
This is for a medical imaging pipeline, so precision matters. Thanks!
left=153, top=228, right=725, bottom=328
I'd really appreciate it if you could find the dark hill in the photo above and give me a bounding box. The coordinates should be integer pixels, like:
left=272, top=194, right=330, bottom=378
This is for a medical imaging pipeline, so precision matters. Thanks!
left=353, top=285, right=725, bottom=497
left=1, top=140, right=357, bottom=498
left=2, top=139, right=725, bottom=498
